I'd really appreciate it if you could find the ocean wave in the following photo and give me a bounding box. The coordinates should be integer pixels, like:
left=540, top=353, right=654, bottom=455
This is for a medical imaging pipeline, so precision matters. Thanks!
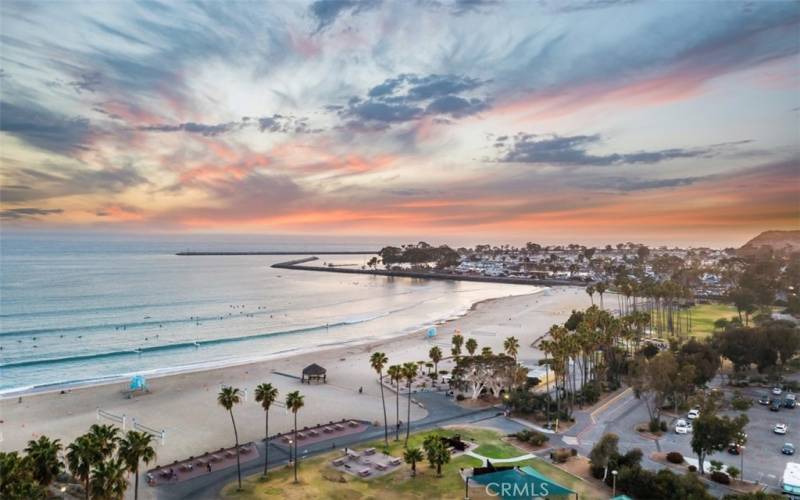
left=0, top=316, right=370, bottom=369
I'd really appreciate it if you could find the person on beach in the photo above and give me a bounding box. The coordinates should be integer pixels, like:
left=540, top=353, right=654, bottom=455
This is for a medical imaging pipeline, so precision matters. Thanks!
left=206, top=463, right=212, bottom=473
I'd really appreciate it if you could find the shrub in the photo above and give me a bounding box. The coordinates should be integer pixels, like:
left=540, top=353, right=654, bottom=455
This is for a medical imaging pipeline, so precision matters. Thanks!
left=659, top=420, right=668, bottom=432
left=550, top=448, right=572, bottom=463
left=726, top=466, right=740, bottom=481
left=710, top=471, right=730, bottom=484
left=666, top=451, right=684, bottom=464
left=709, top=460, right=723, bottom=473
left=648, top=420, right=661, bottom=433
left=687, top=465, right=697, bottom=472
left=570, top=448, right=577, bottom=456
left=456, top=394, right=465, bottom=401
left=514, top=430, right=549, bottom=447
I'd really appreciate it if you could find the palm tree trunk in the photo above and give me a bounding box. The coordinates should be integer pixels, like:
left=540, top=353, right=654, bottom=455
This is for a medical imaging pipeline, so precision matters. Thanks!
left=405, top=382, right=412, bottom=446
left=395, top=380, right=401, bottom=441
left=264, top=411, right=269, bottom=477
left=379, top=372, right=388, bottom=446
left=293, top=412, right=299, bottom=483
left=85, top=478, right=89, bottom=500
left=134, top=468, right=139, bottom=500
left=230, top=410, right=242, bottom=490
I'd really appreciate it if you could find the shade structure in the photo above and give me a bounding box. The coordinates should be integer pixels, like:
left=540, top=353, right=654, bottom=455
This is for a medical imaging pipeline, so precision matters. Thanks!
left=301, top=363, right=327, bottom=383
left=471, top=465, right=575, bottom=499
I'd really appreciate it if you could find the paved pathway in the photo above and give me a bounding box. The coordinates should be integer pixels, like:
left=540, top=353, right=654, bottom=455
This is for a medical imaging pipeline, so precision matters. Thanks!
left=465, top=450, right=536, bottom=465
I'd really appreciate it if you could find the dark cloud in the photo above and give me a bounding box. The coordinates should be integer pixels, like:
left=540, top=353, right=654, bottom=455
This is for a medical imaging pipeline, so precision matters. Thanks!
left=426, top=95, right=489, bottom=118
left=138, top=115, right=318, bottom=136
left=496, top=133, right=728, bottom=166
left=582, top=176, right=701, bottom=192
left=69, top=72, right=102, bottom=93
left=0, top=101, right=93, bottom=155
left=451, top=0, right=501, bottom=15
left=138, top=121, right=240, bottom=136
left=337, top=73, right=490, bottom=128
left=0, top=164, right=148, bottom=202
left=310, top=0, right=381, bottom=32
left=0, top=207, right=63, bottom=220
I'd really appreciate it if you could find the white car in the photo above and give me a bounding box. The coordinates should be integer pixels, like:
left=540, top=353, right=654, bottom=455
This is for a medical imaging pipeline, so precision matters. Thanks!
left=772, top=387, right=783, bottom=396
left=675, top=419, right=693, bottom=434
left=687, top=409, right=700, bottom=420
left=775, top=423, right=788, bottom=435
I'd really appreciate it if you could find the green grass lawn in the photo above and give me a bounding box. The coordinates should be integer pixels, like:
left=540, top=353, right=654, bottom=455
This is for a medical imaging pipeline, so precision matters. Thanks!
left=221, top=427, right=603, bottom=499
left=687, top=303, right=739, bottom=338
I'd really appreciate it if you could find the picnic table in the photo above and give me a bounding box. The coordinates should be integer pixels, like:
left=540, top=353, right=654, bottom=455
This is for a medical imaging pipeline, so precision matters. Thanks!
left=364, top=448, right=376, bottom=455
left=323, top=426, right=334, bottom=433
left=358, top=468, right=371, bottom=477
left=389, top=457, right=402, bottom=466
left=332, top=457, right=346, bottom=466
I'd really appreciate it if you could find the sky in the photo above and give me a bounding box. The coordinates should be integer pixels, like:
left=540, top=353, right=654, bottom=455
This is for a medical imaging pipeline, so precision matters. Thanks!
left=1, top=0, right=798, bottom=247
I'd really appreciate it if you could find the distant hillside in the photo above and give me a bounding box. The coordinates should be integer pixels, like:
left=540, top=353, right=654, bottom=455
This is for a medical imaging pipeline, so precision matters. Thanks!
left=739, top=230, right=800, bottom=255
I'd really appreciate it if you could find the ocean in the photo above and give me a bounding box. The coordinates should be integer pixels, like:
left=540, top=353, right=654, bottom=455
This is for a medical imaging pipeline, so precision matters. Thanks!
left=0, top=233, right=537, bottom=394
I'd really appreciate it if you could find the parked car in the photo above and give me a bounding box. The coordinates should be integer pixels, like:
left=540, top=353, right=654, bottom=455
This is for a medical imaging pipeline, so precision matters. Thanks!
left=774, top=423, right=788, bottom=435
left=772, top=387, right=783, bottom=396
left=785, top=398, right=797, bottom=409
left=770, top=399, right=783, bottom=412
left=687, top=408, right=700, bottom=420
left=783, top=443, right=796, bottom=455
left=675, top=419, right=693, bottom=434
left=758, top=393, right=771, bottom=405
left=728, top=443, right=741, bottom=455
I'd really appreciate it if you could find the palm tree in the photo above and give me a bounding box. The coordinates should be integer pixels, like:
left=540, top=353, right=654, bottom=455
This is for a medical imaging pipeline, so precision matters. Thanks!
left=422, top=435, right=451, bottom=476
left=402, top=362, right=418, bottom=446
left=88, top=424, right=120, bottom=459
left=403, top=447, right=424, bottom=477
left=90, top=458, right=127, bottom=500
left=387, top=364, right=403, bottom=441
left=118, top=431, right=156, bottom=500
left=285, top=391, right=305, bottom=483
left=370, top=352, right=390, bottom=447
left=451, top=334, right=464, bottom=357
left=254, top=383, right=279, bottom=478
left=465, top=338, right=478, bottom=356
left=428, top=346, right=442, bottom=378
left=217, top=386, right=243, bottom=490
left=585, top=285, right=595, bottom=306
left=503, top=336, right=520, bottom=362
left=596, top=282, right=607, bottom=310
left=25, top=436, right=62, bottom=487
left=67, top=434, right=101, bottom=500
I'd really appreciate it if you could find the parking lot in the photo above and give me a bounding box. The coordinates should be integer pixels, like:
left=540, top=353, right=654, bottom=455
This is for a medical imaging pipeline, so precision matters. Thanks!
left=661, top=386, right=798, bottom=487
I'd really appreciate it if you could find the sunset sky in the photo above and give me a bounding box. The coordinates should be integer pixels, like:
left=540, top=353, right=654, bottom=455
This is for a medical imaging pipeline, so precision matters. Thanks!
left=1, top=0, right=798, bottom=247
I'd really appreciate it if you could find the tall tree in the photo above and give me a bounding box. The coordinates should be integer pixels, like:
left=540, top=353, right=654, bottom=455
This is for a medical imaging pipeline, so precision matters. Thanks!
left=465, top=338, right=478, bottom=356
left=118, top=431, right=156, bottom=500
left=596, top=282, right=607, bottom=310
left=285, top=390, right=305, bottom=483
left=90, top=458, right=127, bottom=500
left=503, top=336, right=520, bottom=362
left=217, top=386, right=243, bottom=490
left=428, top=346, right=442, bottom=378
left=585, top=285, right=595, bottom=306
left=67, top=434, right=101, bottom=500
left=402, top=362, right=419, bottom=446
left=451, top=334, right=464, bottom=357
left=24, top=436, right=62, bottom=488
left=88, top=424, right=120, bottom=460
left=387, top=364, right=403, bottom=441
left=370, top=352, right=390, bottom=447
left=254, top=383, right=279, bottom=478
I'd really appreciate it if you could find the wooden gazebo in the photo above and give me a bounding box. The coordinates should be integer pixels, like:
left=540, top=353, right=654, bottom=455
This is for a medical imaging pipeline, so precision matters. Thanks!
left=301, top=363, right=327, bottom=384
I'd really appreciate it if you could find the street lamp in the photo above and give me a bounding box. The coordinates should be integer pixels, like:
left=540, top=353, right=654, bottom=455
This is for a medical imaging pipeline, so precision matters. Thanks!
left=460, top=467, right=470, bottom=500
left=288, top=439, right=293, bottom=465
left=611, top=469, right=618, bottom=497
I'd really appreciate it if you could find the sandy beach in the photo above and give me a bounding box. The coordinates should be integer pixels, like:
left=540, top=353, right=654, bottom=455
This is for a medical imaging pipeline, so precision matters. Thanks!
left=0, top=286, right=590, bottom=466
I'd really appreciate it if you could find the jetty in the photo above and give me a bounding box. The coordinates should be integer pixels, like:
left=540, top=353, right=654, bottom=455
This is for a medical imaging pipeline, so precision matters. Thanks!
left=175, top=251, right=377, bottom=256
